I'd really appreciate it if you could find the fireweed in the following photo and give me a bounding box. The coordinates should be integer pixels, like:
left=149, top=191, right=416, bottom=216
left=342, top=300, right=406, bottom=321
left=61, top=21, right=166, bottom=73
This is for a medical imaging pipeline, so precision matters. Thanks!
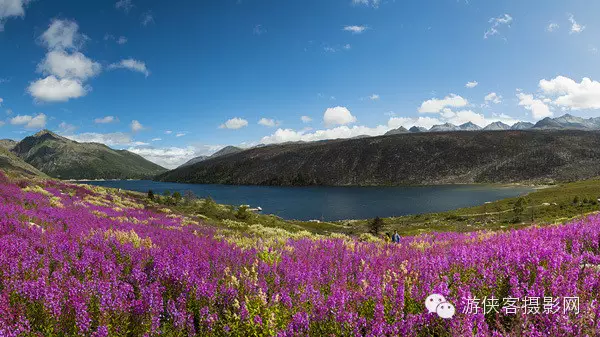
left=0, top=172, right=598, bottom=336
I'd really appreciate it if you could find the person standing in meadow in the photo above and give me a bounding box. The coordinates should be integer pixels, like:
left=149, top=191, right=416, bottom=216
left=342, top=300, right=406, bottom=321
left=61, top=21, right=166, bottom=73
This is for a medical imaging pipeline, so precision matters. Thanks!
left=392, top=230, right=401, bottom=243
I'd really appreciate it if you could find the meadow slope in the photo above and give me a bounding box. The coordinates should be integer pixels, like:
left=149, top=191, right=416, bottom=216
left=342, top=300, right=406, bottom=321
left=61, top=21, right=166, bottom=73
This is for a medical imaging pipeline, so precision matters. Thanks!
left=0, top=172, right=598, bottom=336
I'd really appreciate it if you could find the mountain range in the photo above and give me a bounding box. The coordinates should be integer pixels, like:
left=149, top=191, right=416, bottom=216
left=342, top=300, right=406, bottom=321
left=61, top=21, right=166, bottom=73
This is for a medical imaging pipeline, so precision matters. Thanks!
left=384, top=114, right=600, bottom=135
left=156, top=129, right=600, bottom=186
left=4, top=130, right=166, bottom=180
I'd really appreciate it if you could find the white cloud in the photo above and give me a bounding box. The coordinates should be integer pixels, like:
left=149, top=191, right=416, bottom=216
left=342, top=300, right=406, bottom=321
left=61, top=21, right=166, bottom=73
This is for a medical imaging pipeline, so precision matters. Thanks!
left=220, top=117, right=248, bottom=130
left=0, top=97, right=3, bottom=106
left=94, top=116, right=118, bottom=124
left=343, top=25, right=367, bottom=34
left=117, top=36, right=128, bottom=44
left=369, top=94, right=380, bottom=100
left=115, top=0, right=133, bottom=13
left=418, top=94, right=468, bottom=113
left=65, top=132, right=132, bottom=146
left=301, top=116, right=312, bottom=123
left=539, top=76, right=600, bottom=110
left=0, top=0, right=32, bottom=31
left=131, top=120, right=144, bottom=132
left=127, top=144, right=224, bottom=169
left=253, top=24, right=266, bottom=35
left=27, top=76, right=87, bottom=102
left=568, top=14, right=584, bottom=34
left=351, top=0, right=380, bottom=8
left=323, top=106, right=357, bottom=126
left=261, top=124, right=388, bottom=144
left=165, top=130, right=172, bottom=134
left=484, top=92, right=502, bottom=104
left=484, top=14, right=513, bottom=39
left=517, top=92, right=552, bottom=119
left=37, top=50, right=101, bottom=81
left=58, top=121, right=76, bottom=133
left=258, top=118, right=279, bottom=127
left=10, top=113, right=47, bottom=129
left=465, top=81, right=478, bottom=88
left=151, top=138, right=161, bottom=141
left=30, top=19, right=97, bottom=102
left=387, top=116, right=442, bottom=130
left=108, top=59, right=150, bottom=77
left=141, top=11, right=154, bottom=26
left=175, top=132, right=186, bottom=137
left=343, top=44, right=351, bottom=50
left=40, top=19, right=86, bottom=51
left=547, top=23, right=559, bottom=32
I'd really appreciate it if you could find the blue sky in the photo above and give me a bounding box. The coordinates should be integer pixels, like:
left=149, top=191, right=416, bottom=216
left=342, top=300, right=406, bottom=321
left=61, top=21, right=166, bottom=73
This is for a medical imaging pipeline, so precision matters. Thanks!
left=1, top=0, right=600, bottom=167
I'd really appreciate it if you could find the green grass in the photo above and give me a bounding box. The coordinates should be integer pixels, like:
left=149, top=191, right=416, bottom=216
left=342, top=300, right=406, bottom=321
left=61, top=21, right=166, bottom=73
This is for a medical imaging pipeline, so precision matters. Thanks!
left=347, top=179, right=600, bottom=236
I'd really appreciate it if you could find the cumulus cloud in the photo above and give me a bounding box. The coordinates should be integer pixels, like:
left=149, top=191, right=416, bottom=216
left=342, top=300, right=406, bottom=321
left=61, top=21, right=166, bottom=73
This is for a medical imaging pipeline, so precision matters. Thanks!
left=418, top=94, right=468, bottom=113
left=175, top=132, right=186, bottom=137
left=369, top=94, right=380, bottom=100
left=130, top=120, right=144, bottom=132
left=220, top=117, right=248, bottom=130
left=484, top=92, right=502, bottom=104
left=117, top=36, right=128, bottom=44
left=27, top=76, right=87, bottom=102
left=29, top=19, right=97, bottom=102
left=568, top=14, right=584, bottom=34
left=0, top=0, right=32, bottom=31
left=547, top=23, right=559, bottom=32
left=343, top=25, right=367, bottom=34
left=10, top=113, right=47, bottom=129
left=301, top=116, right=312, bottom=123
left=127, top=144, right=224, bottom=169
left=351, top=0, right=380, bottom=8
left=484, top=14, right=512, bottom=39
left=151, top=138, right=161, bottom=141
left=539, top=76, right=600, bottom=110
left=65, top=132, right=132, bottom=146
left=261, top=124, right=389, bottom=144
left=0, top=97, right=3, bottom=106
left=465, top=81, right=478, bottom=88
left=517, top=92, right=552, bottom=119
left=258, top=118, right=279, bottom=127
left=37, top=50, right=101, bottom=81
left=387, top=116, right=442, bottom=130
left=108, top=59, right=150, bottom=77
left=323, top=106, right=357, bottom=126
left=40, top=19, right=87, bottom=51
left=94, top=116, right=118, bottom=124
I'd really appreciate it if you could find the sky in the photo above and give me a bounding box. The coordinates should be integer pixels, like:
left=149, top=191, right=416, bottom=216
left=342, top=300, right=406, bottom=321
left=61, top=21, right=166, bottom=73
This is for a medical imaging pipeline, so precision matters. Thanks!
left=1, top=0, right=600, bottom=168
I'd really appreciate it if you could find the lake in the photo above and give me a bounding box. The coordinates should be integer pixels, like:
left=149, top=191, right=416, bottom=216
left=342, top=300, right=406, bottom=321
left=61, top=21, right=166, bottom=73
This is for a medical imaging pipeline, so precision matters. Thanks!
left=75, top=180, right=533, bottom=221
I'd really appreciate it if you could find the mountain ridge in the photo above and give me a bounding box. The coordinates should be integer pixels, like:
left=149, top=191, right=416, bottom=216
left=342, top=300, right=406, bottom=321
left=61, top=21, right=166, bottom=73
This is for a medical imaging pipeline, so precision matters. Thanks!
left=156, top=129, right=600, bottom=187
left=11, top=130, right=167, bottom=180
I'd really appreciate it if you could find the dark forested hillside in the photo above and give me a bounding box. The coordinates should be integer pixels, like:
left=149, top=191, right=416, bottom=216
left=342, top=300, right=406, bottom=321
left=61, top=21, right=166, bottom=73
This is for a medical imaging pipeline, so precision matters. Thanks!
left=156, top=130, right=600, bottom=186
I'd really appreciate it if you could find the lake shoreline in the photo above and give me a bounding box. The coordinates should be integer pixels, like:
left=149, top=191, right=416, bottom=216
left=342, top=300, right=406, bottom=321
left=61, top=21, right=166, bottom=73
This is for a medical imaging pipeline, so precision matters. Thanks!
left=72, top=179, right=534, bottom=222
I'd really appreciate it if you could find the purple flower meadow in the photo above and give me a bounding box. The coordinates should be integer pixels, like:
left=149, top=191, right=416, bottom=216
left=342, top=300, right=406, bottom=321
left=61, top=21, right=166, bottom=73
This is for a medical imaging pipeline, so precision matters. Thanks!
left=0, top=172, right=598, bottom=336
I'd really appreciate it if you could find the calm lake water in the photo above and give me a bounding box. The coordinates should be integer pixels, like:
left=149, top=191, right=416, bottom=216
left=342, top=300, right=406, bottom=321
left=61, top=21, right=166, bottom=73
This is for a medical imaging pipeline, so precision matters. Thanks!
left=75, top=180, right=533, bottom=221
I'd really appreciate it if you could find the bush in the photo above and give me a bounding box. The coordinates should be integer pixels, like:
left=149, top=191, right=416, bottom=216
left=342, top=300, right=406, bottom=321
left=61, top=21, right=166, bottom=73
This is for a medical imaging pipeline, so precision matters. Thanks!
left=235, top=205, right=251, bottom=220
